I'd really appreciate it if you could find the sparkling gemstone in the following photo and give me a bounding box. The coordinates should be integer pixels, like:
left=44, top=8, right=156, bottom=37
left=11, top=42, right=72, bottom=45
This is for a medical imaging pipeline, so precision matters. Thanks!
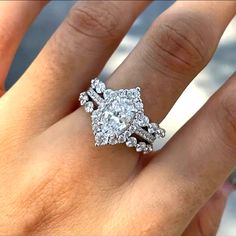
left=95, top=81, right=106, bottom=93
left=103, top=89, right=114, bottom=98
left=84, top=101, right=94, bottom=113
left=118, top=89, right=126, bottom=97
left=127, top=88, right=140, bottom=98
left=124, top=130, right=131, bottom=138
left=91, top=87, right=146, bottom=146
left=95, top=132, right=109, bottom=145
left=99, top=97, right=137, bottom=136
left=79, top=92, right=89, bottom=105
left=144, top=145, right=153, bottom=154
left=128, top=125, right=136, bottom=133
left=126, top=137, right=137, bottom=147
left=136, top=113, right=149, bottom=127
left=135, top=101, right=143, bottom=110
left=156, top=128, right=166, bottom=138
left=91, top=79, right=99, bottom=89
left=118, top=134, right=126, bottom=143
left=136, top=142, right=146, bottom=152
left=109, top=135, right=118, bottom=145
left=148, top=123, right=159, bottom=134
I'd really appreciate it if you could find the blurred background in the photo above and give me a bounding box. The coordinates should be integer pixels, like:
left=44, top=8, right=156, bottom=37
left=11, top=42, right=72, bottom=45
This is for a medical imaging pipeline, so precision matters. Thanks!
left=6, top=1, right=236, bottom=235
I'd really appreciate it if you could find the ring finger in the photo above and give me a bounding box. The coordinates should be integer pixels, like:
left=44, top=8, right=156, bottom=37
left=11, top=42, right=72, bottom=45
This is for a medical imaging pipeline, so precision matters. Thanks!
left=56, top=1, right=236, bottom=180
left=107, top=1, right=236, bottom=121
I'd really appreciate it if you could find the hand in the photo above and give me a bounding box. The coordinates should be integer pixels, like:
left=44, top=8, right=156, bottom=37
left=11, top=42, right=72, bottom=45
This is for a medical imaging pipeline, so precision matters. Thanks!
left=0, top=1, right=235, bottom=235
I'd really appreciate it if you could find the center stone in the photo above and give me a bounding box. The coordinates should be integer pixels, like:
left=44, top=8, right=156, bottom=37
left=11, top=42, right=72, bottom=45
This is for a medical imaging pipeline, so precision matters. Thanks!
left=100, top=97, right=136, bottom=136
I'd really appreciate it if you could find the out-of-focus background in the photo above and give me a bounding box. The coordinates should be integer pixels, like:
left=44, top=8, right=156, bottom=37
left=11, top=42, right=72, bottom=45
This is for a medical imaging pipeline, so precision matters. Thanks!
left=6, top=1, right=236, bottom=235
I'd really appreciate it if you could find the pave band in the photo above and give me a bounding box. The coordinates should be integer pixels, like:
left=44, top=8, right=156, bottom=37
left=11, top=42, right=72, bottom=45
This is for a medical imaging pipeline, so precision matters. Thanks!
left=79, top=78, right=165, bottom=154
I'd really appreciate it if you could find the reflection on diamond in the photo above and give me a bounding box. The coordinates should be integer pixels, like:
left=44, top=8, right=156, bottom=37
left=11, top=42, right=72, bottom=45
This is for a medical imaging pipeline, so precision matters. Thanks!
left=84, top=101, right=94, bottom=113
left=79, top=92, right=89, bottom=105
left=148, top=123, right=159, bottom=134
left=92, top=87, right=143, bottom=145
left=118, top=134, right=126, bottom=143
left=135, top=113, right=149, bottom=127
left=126, top=137, right=137, bottom=147
left=91, top=79, right=99, bottom=89
left=136, top=142, right=146, bottom=152
left=95, top=132, right=108, bottom=146
left=95, top=81, right=106, bottom=93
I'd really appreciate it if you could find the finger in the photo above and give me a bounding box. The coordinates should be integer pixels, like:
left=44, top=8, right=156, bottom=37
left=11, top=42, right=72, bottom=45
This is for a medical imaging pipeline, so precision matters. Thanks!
left=3, top=1, right=150, bottom=131
left=0, top=1, right=47, bottom=95
left=182, top=182, right=234, bottom=236
left=50, top=1, right=236, bottom=183
left=135, top=73, right=236, bottom=235
left=107, top=1, right=236, bottom=121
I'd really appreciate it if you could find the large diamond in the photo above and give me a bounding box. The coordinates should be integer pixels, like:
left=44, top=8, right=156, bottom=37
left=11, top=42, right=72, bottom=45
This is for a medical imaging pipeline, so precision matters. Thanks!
left=92, top=88, right=144, bottom=146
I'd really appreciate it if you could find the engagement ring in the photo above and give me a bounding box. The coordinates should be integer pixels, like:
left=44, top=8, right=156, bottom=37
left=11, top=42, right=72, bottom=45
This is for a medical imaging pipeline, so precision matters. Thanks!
left=79, top=78, right=165, bottom=153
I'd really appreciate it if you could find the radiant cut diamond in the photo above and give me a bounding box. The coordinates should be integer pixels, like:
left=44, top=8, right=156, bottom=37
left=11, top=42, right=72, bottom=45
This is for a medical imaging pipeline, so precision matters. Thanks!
left=100, top=98, right=135, bottom=135
left=91, top=87, right=143, bottom=146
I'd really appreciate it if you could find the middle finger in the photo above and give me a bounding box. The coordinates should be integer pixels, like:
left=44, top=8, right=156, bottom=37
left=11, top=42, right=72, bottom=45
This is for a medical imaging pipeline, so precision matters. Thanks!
left=108, top=1, right=236, bottom=121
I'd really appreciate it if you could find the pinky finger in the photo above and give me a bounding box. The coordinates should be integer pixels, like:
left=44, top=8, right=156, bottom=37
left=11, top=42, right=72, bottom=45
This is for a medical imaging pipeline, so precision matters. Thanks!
left=183, top=181, right=235, bottom=236
left=0, top=1, right=47, bottom=95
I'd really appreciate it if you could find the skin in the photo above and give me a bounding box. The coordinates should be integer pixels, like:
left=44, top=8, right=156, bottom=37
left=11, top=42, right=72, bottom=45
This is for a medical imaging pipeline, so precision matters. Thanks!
left=0, top=0, right=236, bottom=235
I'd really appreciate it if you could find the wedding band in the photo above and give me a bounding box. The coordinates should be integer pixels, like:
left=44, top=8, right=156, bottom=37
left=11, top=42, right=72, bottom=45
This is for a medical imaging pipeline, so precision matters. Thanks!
left=79, top=78, right=165, bottom=154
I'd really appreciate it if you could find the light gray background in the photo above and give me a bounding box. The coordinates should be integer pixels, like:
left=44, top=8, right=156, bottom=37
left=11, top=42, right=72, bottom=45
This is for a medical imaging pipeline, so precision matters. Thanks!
left=7, top=1, right=236, bottom=235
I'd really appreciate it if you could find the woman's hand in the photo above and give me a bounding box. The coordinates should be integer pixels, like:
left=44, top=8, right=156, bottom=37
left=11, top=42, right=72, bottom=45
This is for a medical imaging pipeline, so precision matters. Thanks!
left=0, top=1, right=236, bottom=235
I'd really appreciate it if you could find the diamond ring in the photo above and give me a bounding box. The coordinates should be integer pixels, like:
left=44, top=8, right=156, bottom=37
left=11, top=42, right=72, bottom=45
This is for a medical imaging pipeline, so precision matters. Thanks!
left=79, top=78, right=165, bottom=154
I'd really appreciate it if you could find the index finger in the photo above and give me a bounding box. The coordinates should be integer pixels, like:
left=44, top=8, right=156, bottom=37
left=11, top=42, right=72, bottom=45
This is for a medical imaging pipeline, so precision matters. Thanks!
left=0, top=1, right=47, bottom=95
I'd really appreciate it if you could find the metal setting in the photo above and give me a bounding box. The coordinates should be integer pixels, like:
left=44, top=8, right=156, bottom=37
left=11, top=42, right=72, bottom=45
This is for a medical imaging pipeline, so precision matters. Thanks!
left=79, top=78, right=165, bottom=154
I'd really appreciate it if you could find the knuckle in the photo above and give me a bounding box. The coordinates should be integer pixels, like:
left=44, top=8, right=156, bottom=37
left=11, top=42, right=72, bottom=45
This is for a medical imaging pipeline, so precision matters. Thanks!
left=142, top=13, right=214, bottom=78
left=66, top=2, right=120, bottom=40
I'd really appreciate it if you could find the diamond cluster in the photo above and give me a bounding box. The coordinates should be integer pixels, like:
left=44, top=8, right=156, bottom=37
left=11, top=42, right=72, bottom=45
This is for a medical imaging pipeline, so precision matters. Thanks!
left=79, top=78, right=165, bottom=153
